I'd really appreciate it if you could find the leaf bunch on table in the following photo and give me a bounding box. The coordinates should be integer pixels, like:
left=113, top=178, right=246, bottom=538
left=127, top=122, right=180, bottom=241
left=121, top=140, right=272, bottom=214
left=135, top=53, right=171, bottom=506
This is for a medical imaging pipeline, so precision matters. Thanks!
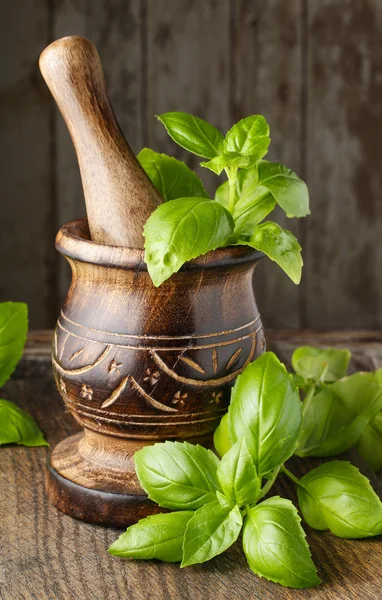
left=109, top=352, right=382, bottom=589
left=139, top=112, right=309, bottom=286
left=290, top=346, right=382, bottom=470
left=0, top=301, right=48, bottom=447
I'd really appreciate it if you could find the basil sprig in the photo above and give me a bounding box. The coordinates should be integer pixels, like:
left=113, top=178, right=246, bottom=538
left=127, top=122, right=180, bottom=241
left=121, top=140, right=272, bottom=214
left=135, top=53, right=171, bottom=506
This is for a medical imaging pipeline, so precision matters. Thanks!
left=142, top=112, right=309, bottom=286
left=290, top=346, right=382, bottom=464
left=0, top=302, right=48, bottom=447
left=110, top=349, right=382, bottom=589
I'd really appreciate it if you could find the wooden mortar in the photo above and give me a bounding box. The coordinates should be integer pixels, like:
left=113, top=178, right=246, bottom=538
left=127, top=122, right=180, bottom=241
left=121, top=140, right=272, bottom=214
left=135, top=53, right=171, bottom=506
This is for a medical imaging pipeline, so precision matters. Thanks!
left=46, top=220, right=265, bottom=526
left=40, top=36, right=265, bottom=526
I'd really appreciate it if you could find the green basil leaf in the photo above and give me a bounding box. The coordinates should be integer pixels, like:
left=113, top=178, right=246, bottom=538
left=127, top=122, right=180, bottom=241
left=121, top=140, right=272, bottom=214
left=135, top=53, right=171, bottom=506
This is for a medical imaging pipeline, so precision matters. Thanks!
left=236, top=222, right=302, bottom=284
left=137, top=148, right=208, bottom=201
left=213, top=412, right=232, bottom=457
left=0, top=398, right=48, bottom=446
left=181, top=501, right=242, bottom=567
left=215, top=172, right=276, bottom=237
left=228, top=352, right=302, bottom=476
left=297, top=372, right=382, bottom=457
left=214, top=180, right=230, bottom=209
left=298, top=461, right=382, bottom=538
left=243, top=496, right=320, bottom=588
left=356, top=412, right=382, bottom=472
left=217, top=439, right=260, bottom=506
left=144, top=198, right=234, bottom=286
left=134, top=441, right=221, bottom=510
left=257, top=161, right=310, bottom=218
left=224, top=115, right=270, bottom=159
left=201, top=153, right=253, bottom=175
left=157, top=112, right=224, bottom=159
left=0, top=302, right=28, bottom=388
left=108, top=511, right=193, bottom=562
left=292, top=373, right=311, bottom=392
left=292, top=346, right=351, bottom=383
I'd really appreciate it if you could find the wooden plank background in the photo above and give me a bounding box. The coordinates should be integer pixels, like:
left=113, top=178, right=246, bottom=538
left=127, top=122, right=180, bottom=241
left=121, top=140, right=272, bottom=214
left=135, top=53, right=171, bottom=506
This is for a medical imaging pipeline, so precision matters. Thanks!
left=1, top=0, right=381, bottom=329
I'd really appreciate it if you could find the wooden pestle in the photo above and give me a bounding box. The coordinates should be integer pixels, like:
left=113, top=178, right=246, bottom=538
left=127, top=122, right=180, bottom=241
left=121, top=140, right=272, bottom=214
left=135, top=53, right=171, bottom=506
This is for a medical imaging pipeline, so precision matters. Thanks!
left=39, top=36, right=162, bottom=248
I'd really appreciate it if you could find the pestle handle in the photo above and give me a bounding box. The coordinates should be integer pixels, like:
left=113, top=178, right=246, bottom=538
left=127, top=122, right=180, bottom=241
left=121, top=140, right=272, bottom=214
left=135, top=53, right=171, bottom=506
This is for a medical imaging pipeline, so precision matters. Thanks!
left=39, top=36, right=162, bottom=248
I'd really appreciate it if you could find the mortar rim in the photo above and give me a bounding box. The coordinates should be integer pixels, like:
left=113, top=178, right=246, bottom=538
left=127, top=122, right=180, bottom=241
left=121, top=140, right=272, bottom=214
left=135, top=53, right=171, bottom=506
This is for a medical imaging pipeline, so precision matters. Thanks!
left=55, top=218, right=263, bottom=271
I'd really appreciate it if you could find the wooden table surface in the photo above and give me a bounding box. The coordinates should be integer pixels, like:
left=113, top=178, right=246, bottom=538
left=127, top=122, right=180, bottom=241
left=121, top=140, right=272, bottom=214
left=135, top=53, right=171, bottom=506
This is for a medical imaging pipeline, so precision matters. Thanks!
left=1, top=330, right=382, bottom=600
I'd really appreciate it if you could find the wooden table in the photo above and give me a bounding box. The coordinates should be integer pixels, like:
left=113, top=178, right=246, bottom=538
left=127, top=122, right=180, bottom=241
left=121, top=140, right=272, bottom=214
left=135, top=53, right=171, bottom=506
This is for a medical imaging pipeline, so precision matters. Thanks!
left=1, top=330, right=382, bottom=600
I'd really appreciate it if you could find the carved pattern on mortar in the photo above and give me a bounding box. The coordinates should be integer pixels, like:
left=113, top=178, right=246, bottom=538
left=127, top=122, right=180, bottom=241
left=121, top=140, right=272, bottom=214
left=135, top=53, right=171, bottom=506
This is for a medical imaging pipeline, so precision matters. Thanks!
left=53, top=313, right=263, bottom=418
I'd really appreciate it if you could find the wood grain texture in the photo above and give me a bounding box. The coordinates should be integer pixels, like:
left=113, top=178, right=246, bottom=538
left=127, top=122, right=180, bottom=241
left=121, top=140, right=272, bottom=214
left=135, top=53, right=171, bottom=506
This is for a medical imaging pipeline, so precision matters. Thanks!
left=231, top=0, right=304, bottom=328
left=304, top=0, right=382, bottom=328
left=146, top=0, right=231, bottom=195
left=1, top=330, right=381, bottom=600
left=0, top=1, right=55, bottom=328
left=39, top=35, right=162, bottom=248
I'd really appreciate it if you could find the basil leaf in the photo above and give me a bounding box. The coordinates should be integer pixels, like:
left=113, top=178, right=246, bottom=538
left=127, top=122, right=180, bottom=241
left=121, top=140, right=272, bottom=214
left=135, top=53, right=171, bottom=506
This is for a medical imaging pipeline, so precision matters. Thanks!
left=215, top=172, right=276, bottom=237
left=108, top=511, right=193, bottom=562
left=137, top=148, right=208, bottom=201
left=298, top=461, right=382, bottom=538
left=243, top=496, right=320, bottom=588
left=134, top=441, right=221, bottom=510
left=236, top=222, right=302, bottom=284
left=215, top=180, right=230, bottom=209
left=144, top=198, right=234, bottom=286
left=257, top=161, right=310, bottom=218
left=181, top=501, right=242, bottom=567
left=213, top=412, right=232, bottom=457
left=217, top=439, right=260, bottom=506
left=356, top=412, right=382, bottom=472
left=0, top=302, right=28, bottom=388
left=157, top=112, right=224, bottom=159
left=224, top=115, right=270, bottom=159
left=297, top=372, right=382, bottom=457
left=228, top=352, right=302, bottom=476
left=292, top=346, right=351, bottom=383
left=0, top=398, right=48, bottom=446
left=201, top=153, right=253, bottom=175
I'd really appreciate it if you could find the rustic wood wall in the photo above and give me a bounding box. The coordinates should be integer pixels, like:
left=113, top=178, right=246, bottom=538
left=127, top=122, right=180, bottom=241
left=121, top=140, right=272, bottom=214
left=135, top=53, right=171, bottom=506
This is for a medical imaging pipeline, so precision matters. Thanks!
left=1, top=0, right=381, bottom=330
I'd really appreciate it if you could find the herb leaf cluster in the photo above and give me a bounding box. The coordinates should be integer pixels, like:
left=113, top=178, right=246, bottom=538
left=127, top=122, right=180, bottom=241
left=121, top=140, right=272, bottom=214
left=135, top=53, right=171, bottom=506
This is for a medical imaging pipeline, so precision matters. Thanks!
left=109, top=350, right=382, bottom=589
left=140, top=112, right=309, bottom=286
left=0, top=302, right=48, bottom=447
left=291, top=346, right=382, bottom=466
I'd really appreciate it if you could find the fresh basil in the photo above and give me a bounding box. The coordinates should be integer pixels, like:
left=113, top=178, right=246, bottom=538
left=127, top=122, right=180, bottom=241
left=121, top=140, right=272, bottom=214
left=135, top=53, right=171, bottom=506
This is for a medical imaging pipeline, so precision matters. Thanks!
left=237, top=222, right=302, bottom=284
left=181, top=501, right=242, bottom=567
left=228, top=352, right=302, bottom=476
left=224, top=115, right=270, bottom=160
left=0, top=398, right=48, bottom=446
left=108, top=511, right=193, bottom=562
left=213, top=412, right=232, bottom=457
left=292, top=346, right=351, bottom=383
left=297, top=372, right=382, bottom=457
left=109, top=347, right=382, bottom=589
left=200, top=152, right=257, bottom=175
left=257, top=161, right=310, bottom=218
left=0, top=302, right=28, bottom=388
left=215, top=172, right=276, bottom=237
left=217, top=439, right=260, bottom=506
left=297, top=461, right=382, bottom=538
left=143, top=197, right=234, bottom=286
left=134, top=441, right=221, bottom=510
left=137, top=148, right=208, bottom=201
left=243, top=497, right=320, bottom=588
left=356, top=411, right=382, bottom=472
left=157, top=112, right=224, bottom=159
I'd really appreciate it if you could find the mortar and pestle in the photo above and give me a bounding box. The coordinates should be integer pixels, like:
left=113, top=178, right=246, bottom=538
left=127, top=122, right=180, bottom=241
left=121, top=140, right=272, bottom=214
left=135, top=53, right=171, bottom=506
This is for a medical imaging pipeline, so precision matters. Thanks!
left=40, top=36, right=265, bottom=527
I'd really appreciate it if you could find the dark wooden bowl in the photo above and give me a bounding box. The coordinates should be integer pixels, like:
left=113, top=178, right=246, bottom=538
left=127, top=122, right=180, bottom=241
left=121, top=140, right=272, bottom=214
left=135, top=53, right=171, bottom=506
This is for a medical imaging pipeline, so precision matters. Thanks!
left=46, top=219, right=265, bottom=526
